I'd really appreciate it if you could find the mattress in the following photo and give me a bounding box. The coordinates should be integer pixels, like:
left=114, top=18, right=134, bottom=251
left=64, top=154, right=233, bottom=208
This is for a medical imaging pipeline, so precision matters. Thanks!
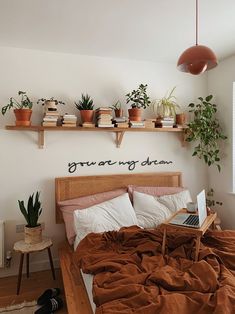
left=81, top=270, right=96, bottom=313
left=75, top=241, right=96, bottom=313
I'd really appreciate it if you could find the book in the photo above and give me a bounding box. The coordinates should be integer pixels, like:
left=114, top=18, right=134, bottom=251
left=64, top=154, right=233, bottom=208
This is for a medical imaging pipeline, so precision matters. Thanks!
left=43, top=116, right=58, bottom=122
left=116, top=123, right=129, bottom=128
left=63, top=114, right=77, bottom=118
left=130, top=125, right=145, bottom=128
left=162, top=117, right=174, bottom=121
left=98, top=120, right=112, bottom=124
left=98, top=124, right=114, bottom=128
left=82, top=123, right=96, bottom=128
left=129, top=121, right=145, bottom=127
left=113, top=117, right=127, bottom=123
left=62, top=124, right=77, bottom=127
left=42, top=122, right=57, bottom=127
left=62, top=120, right=77, bottom=124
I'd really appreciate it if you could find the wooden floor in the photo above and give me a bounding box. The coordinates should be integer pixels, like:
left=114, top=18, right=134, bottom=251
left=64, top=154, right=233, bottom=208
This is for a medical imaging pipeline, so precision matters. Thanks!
left=0, top=268, right=67, bottom=313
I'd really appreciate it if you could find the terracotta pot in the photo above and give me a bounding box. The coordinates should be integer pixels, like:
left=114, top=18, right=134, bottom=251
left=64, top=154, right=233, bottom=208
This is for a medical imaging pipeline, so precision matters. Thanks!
left=176, top=113, right=186, bottom=125
left=14, top=109, right=32, bottom=126
left=80, top=110, right=94, bottom=123
left=24, top=224, right=42, bottom=244
left=128, top=108, right=142, bottom=121
left=114, top=109, right=123, bottom=118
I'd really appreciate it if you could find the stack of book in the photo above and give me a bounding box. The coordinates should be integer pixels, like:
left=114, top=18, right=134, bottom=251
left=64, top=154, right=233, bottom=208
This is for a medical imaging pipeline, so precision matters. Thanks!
left=113, top=117, right=129, bottom=128
left=160, top=117, right=175, bottom=128
left=82, top=122, right=96, bottom=128
left=62, top=114, right=77, bottom=127
left=129, top=121, right=145, bottom=128
left=96, top=107, right=114, bottom=128
left=144, top=118, right=156, bottom=128
left=42, top=111, right=60, bottom=127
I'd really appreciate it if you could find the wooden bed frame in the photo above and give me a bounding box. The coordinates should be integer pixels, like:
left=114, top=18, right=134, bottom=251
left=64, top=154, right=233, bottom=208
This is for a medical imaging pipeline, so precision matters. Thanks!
left=56, top=172, right=182, bottom=314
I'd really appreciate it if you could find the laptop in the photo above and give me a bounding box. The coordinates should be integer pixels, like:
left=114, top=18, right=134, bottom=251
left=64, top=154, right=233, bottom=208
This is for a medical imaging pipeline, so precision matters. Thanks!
left=169, top=190, right=207, bottom=228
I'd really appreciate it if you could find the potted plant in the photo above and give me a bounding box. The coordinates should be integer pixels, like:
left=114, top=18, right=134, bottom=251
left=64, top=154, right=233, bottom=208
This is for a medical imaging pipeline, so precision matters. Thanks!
left=206, top=188, right=223, bottom=216
left=110, top=101, right=123, bottom=118
left=152, top=87, right=181, bottom=120
left=37, top=97, right=65, bottom=113
left=126, top=84, right=151, bottom=121
left=1, top=91, right=33, bottom=126
left=18, top=192, right=43, bottom=244
left=75, top=94, right=94, bottom=123
left=186, top=95, right=227, bottom=172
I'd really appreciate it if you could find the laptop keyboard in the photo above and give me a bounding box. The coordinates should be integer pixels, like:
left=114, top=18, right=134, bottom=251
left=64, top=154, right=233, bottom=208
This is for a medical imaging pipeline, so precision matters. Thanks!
left=183, top=215, right=199, bottom=226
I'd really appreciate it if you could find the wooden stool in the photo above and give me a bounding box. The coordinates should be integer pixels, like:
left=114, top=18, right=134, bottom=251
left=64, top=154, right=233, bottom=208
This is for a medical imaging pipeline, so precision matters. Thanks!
left=13, top=237, right=55, bottom=295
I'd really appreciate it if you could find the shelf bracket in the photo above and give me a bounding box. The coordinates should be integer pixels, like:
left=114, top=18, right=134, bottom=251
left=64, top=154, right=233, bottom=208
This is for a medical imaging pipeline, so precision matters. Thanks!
left=180, top=130, right=187, bottom=147
left=38, top=130, right=45, bottom=149
left=115, top=131, right=125, bottom=148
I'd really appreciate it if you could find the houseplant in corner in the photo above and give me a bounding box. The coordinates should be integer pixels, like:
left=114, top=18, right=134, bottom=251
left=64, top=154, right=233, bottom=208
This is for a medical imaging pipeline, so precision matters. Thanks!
left=1, top=91, right=33, bottom=126
left=126, top=84, right=151, bottom=121
left=186, top=95, right=227, bottom=172
left=18, top=191, right=43, bottom=244
left=75, top=93, right=94, bottom=123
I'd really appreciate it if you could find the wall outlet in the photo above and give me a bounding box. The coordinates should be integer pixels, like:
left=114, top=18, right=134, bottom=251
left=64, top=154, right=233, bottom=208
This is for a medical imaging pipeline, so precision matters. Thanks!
left=16, top=224, right=25, bottom=233
left=16, top=222, right=45, bottom=233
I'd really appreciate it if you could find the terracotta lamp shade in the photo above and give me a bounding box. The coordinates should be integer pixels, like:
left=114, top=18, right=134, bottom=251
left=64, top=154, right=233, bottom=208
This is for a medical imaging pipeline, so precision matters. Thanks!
left=177, top=44, right=218, bottom=75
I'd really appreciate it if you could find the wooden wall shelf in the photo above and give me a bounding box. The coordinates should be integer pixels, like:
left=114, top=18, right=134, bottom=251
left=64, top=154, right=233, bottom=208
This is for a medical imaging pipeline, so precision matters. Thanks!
left=5, top=125, right=186, bottom=149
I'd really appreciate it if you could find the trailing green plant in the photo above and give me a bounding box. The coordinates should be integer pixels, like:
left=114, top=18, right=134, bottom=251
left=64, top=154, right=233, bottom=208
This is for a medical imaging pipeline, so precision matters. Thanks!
left=75, top=94, right=94, bottom=110
left=126, top=84, right=151, bottom=109
left=186, top=95, right=227, bottom=172
left=37, top=97, right=65, bottom=106
left=110, top=100, right=122, bottom=110
left=152, top=86, right=180, bottom=118
left=18, top=192, right=42, bottom=228
left=1, top=91, right=33, bottom=115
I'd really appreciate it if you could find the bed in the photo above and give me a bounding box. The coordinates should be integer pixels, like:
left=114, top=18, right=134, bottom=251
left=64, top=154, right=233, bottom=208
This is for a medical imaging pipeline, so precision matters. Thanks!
left=56, top=172, right=235, bottom=314
left=56, top=172, right=182, bottom=313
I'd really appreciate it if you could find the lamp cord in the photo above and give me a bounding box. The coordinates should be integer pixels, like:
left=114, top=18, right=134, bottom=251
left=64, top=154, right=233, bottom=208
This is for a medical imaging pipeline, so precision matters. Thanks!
left=196, top=0, right=198, bottom=45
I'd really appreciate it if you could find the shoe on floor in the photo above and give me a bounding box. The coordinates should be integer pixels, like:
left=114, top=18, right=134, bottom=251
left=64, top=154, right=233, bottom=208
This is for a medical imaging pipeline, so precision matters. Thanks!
left=35, top=296, right=63, bottom=313
left=37, top=288, right=61, bottom=305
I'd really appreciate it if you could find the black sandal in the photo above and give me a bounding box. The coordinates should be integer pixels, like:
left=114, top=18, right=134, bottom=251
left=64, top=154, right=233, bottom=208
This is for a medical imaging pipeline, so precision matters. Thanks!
left=35, top=296, right=63, bottom=313
left=37, top=288, right=61, bottom=305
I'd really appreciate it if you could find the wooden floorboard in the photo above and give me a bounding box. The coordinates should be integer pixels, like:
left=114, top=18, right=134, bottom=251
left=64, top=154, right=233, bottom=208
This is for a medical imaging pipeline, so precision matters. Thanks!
left=0, top=268, right=67, bottom=313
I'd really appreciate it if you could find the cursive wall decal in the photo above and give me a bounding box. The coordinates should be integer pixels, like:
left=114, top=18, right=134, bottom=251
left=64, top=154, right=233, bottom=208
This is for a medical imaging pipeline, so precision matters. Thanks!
left=68, top=157, right=173, bottom=173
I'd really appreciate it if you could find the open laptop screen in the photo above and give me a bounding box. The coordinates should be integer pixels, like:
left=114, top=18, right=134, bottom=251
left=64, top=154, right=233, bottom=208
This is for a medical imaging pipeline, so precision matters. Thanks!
left=197, top=190, right=207, bottom=226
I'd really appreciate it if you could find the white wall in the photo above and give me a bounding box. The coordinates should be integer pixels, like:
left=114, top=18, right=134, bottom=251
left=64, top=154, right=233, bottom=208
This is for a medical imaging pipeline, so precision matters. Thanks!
left=0, top=46, right=208, bottom=277
left=207, top=55, right=235, bottom=229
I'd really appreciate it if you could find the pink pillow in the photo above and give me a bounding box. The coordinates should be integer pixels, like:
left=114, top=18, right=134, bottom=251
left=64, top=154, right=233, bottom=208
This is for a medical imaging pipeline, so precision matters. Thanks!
left=128, top=185, right=185, bottom=201
left=58, top=188, right=127, bottom=244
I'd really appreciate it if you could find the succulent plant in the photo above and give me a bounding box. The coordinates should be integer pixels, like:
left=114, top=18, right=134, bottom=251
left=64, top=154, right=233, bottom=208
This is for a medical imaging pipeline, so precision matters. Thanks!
left=75, top=94, right=94, bottom=110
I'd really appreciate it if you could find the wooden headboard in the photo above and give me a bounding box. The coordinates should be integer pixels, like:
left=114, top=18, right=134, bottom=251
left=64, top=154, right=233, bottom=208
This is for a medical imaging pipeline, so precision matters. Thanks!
left=55, top=172, right=182, bottom=223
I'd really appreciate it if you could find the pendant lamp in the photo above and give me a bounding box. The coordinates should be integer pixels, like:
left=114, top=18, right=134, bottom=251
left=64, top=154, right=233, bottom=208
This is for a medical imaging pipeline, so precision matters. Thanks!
left=177, top=0, right=218, bottom=75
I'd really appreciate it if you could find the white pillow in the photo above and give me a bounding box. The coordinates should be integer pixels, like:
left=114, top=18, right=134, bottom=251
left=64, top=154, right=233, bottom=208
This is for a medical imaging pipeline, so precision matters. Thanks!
left=73, top=193, right=138, bottom=245
left=157, top=190, right=192, bottom=213
left=133, top=191, right=172, bottom=229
